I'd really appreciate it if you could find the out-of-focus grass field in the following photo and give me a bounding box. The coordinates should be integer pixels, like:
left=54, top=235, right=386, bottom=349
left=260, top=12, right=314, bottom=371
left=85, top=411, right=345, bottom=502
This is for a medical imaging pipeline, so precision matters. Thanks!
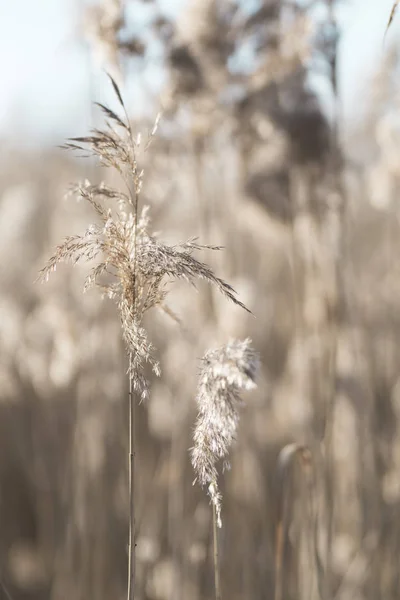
left=2, top=1, right=400, bottom=599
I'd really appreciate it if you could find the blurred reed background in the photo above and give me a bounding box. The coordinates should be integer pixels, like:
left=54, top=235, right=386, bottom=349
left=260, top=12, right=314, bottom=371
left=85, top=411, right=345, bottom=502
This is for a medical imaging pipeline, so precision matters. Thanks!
left=2, top=1, right=400, bottom=599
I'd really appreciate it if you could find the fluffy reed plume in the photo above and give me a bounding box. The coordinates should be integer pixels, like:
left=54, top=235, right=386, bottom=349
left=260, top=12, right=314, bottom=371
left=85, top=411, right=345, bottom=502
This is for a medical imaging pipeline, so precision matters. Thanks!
left=39, top=195, right=248, bottom=399
left=191, top=339, right=259, bottom=527
left=38, top=77, right=249, bottom=399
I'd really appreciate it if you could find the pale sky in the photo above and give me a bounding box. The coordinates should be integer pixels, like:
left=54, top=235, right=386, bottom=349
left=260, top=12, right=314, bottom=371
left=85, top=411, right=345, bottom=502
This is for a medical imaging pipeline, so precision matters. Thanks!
left=0, top=0, right=399, bottom=145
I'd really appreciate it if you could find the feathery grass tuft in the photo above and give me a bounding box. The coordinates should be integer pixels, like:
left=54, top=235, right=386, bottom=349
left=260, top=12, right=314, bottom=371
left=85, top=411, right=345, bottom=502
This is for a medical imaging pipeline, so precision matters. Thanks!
left=191, top=338, right=259, bottom=527
left=39, top=78, right=250, bottom=398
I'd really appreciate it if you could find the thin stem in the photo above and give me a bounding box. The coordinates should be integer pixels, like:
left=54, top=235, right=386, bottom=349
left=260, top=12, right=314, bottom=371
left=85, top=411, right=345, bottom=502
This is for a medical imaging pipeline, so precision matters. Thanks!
left=127, top=352, right=135, bottom=600
left=274, top=456, right=289, bottom=600
left=127, top=100, right=139, bottom=600
left=212, top=504, right=222, bottom=600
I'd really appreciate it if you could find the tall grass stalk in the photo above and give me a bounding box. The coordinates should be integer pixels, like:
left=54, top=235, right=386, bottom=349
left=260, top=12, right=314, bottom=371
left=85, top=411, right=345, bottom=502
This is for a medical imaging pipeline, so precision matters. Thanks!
left=39, top=76, right=250, bottom=599
left=274, top=444, right=313, bottom=600
left=191, top=339, right=259, bottom=599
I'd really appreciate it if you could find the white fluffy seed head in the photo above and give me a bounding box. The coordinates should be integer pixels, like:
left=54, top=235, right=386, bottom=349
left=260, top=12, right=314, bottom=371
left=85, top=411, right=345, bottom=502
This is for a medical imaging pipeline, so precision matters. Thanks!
left=191, top=339, right=259, bottom=526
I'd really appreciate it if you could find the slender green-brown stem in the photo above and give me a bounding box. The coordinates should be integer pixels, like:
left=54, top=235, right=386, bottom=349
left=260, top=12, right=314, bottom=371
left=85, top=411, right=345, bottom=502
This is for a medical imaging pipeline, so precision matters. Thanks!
left=127, top=352, right=135, bottom=600
left=127, top=120, right=140, bottom=600
left=212, top=505, right=222, bottom=600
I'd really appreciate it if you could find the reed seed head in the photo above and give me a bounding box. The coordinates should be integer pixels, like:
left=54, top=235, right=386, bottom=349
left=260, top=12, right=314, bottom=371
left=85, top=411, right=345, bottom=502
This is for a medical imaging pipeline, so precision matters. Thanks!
left=191, top=338, right=259, bottom=526
left=39, top=77, right=251, bottom=400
